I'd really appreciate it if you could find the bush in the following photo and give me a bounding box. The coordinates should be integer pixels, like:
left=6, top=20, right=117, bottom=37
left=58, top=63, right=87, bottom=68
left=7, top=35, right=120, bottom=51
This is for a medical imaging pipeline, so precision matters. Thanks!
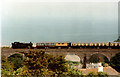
left=48, top=55, right=68, bottom=75
left=67, top=68, right=83, bottom=76
left=22, top=50, right=69, bottom=76
left=1, top=56, right=14, bottom=75
left=13, top=65, right=32, bottom=75
left=102, top=63, right=109, bottom=67
left=110, top=52, right=120, bottom=72
left=67, top=61, right=80, bottom=66
left=87, top=72, right=97, bottom=77
left=87, top=72, right=108, bottom=77
left=8, top=53, right=24, bottom=70
left=97, top=72, right=108, bottom=77
left=2, top=56, right=7, bottom=63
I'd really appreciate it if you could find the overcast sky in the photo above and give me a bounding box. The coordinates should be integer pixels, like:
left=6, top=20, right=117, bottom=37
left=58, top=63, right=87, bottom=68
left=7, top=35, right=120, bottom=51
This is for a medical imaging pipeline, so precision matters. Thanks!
left=1, top=0, right=119, bottom=46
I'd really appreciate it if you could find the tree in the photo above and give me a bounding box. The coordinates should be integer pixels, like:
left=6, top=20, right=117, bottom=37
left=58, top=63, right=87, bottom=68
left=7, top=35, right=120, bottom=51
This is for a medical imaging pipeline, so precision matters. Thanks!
left=110, top=52, right=120, bottom=72
left=87, top=72, right=97, bottom=77
left=1, top=56, right=14, bottom=75
left=114, top=38, right=120, bottom=42
left=8, top=53, right=24, bottom=70
left=87, top=72, right=108, bottom=77
left=67, top=68, right=83, bottom=76
left=21, top=50, right=69, bottom=76
left=22, top=50, right=49, bottom=75
left=97, top=72, right=108, bottom=77
left=48, top=55, right=68, bottom=75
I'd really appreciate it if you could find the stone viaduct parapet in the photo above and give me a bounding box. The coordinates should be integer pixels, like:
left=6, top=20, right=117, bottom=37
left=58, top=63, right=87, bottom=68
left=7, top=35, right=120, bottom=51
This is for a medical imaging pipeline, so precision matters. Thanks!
left=2, top=48, right=120, bottom=62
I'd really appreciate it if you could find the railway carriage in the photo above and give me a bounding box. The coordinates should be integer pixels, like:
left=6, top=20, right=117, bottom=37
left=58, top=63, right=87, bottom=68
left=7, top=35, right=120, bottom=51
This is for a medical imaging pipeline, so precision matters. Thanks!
left=36, top=42, right=56, bottom=49
left=56, top=42, right=70, bottom=48
left=110, top=42, right=120, bottom=49
left=89, top=43, right=94, bottom=48
left=71, top=43, right=77, bottom=48
left=36, top=42, right=71, bottom=49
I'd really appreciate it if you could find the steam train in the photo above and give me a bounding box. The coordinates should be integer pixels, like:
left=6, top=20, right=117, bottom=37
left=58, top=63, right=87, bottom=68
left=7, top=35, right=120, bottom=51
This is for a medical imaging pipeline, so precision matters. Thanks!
left=12, top=42, right=33, bottom=49
left=12, top=42, right=120, bottom=49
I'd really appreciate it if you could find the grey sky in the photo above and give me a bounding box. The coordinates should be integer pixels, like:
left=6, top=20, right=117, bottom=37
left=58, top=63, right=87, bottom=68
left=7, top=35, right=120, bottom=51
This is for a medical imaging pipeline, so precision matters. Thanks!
left=2, top=2, right=118, bottom=46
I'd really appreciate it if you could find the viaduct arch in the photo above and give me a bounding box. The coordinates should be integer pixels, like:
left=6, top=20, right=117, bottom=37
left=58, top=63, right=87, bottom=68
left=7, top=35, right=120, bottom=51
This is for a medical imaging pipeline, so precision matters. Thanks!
left=2, top=48, right=120, bottom=62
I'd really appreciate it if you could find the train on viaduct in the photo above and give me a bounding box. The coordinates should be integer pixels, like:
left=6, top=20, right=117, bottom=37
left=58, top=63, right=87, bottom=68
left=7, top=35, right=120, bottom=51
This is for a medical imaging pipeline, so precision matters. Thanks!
left=11, top=41, right=120, bottom=49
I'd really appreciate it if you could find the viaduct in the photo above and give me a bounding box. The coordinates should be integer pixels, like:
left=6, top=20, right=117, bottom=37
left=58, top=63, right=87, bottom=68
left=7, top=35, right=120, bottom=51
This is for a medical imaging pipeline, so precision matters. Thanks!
left=1, top=48, right=120, bottom=62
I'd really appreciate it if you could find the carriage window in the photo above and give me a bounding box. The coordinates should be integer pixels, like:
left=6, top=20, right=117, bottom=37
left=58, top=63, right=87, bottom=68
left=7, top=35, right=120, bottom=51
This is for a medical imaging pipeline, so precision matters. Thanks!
left=52, top=43, right=54, bottom=45
left=115, top=43, right=117, bottom=46
left=86, top=44, right=88, bottom=46
left=78, top=43, right=80, bottom=46
left=95, top=43, right=97, bottom=46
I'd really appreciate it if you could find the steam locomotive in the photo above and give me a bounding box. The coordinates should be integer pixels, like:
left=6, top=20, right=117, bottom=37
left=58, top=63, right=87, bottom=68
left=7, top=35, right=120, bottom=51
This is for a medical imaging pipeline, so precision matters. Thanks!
left=12, top=42, right=33, bottom=49
left=12, top=42, right=120, bottom=49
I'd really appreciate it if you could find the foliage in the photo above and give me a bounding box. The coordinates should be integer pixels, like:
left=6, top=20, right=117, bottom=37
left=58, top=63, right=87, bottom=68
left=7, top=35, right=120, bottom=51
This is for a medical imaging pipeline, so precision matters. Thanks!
left=22, top=50, right=49, bottom=75
left=1, top=56, right=14, bottom=75
left=2, top=56, right=7, bottom=63
left=22, top=50, right=69, bottom=76
left=88, top=54, right=109, bottom=63
left=87, top=72, right=97, bottom=77
left=67, top=68, right=84, bottom=76
left=97, top=72, right=108, bottom=77
left=102, top=63, right=109, bottom=67
left=48, top=55, right=68, bottom=75
left=87, top=72, right=108, bottom=77
left=67, top=61, right=80, bottom=66
left=114, top=38, right=120, bottom=42
left=2, top=50, right=84, bottom=76
left=110, top=52, right=120, bottom=72
left=13, top=66, right=30, bottom=75
left=8, top=53, right=24, bottom=70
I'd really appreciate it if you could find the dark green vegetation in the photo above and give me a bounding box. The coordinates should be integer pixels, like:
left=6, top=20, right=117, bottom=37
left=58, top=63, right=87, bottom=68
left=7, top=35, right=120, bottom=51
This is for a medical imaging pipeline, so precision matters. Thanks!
left=8, top=53, right=24, bottom=70
left=87, top=72, right=108, bottom=77
left=88, top=54, right=109, bottom=63
left=114, top=38, right=120, bottom=42
left=110, top=52, right=120, bottom=72
left=1, top=50, right=83, bottom=76
left=2, top=56, right=14, bottom=75
left=2, top=50, right=118, bottom=76
left=67, top=61, right=80, bottom=66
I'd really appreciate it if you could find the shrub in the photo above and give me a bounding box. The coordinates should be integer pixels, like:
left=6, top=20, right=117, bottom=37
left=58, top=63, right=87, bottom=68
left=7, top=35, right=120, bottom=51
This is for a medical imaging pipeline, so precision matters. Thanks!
left=67, top=68, right=83, bottom=76
left=1, top=56, right=14, bottom=75
left=48, top=55, right=68, bottom=75
left=87, top=72, right=108, bottom=77
left=97, top=72, right=108, bottom=77
left=8, top=53, right=24, bottom=70
left=110, top=52, right=120, bottom=72
left=87, top=72, right=97, bottom=77
left=2, top=56, right=7, bottom=63
left=22, top=50, right=69, bottom=76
